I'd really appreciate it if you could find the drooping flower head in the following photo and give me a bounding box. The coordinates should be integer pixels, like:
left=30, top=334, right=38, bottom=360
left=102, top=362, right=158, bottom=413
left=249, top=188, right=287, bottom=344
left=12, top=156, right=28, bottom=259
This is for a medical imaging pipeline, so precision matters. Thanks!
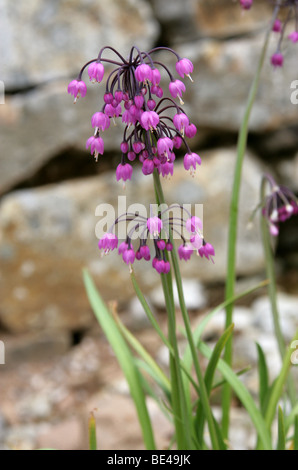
left=68, top=45, right=199, bottom=183
left=261, top=174, right=298, bottom=236
left=97, top=204, right=214, bottom=274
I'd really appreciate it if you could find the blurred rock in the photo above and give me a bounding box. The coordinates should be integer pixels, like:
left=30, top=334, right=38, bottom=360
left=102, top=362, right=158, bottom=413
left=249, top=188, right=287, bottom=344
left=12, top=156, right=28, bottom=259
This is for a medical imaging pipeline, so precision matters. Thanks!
left=0, top=0, right=159, bottom=90
left=174, top=35, right=298, bottom=132
left=200, top=306, right=253, bottom=341
left=277, top=152, right=298, bottom=193
left=0, top=149, right=265, bottom=332
left=150, top=279, right=207, bottom=311
left=251, top=293, right=298, bottom=342
left=84, top=391, right=172, bottom=450
left=4, top=331, right=71, bottom=367
left=151, top=0, right=272, bottom=43
left=36, top=417, right=83, bottom=450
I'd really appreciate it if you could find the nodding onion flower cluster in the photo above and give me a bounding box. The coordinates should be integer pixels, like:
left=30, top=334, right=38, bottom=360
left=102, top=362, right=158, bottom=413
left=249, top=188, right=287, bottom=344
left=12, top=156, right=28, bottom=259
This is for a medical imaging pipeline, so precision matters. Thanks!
left=240, top=0, right=298, bottom=67
left=262, top=174, right=298, bottom=236
left=98, top=207, right=215, bottom=274
left=68, top=46, right=200, bottom=185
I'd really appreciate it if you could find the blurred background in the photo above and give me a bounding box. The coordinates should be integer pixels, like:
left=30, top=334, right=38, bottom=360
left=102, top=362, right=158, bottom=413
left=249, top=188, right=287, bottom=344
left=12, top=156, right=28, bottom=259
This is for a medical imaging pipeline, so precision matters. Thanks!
left=0, top=0, right=297, bottom=450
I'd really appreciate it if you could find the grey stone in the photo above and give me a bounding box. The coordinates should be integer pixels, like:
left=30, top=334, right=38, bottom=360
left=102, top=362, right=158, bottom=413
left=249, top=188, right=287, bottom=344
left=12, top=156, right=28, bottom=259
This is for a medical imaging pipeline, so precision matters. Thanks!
left=0, top=0, right=159, bottom=89
left=150, top=279, right=207, bottom=311
left=252, top=293, right=298, bottom=342
left=174, top=35, right=298, bottom=132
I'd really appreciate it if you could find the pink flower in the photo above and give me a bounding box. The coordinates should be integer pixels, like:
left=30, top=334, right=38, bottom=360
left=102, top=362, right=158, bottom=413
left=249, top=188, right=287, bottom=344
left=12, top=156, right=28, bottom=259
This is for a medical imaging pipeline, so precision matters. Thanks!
left=147, top=99, right=156, bottom=110
left=151, top=68, right=161, bottom=85
left=88, top=61, right=105, bottom=83
left=132, top=141, right=145, bottom=154
left=158, top=161, right=174, bottom=178
left=186, top=216, right=203, bottom=234
left=118, top=241, right=128, bottom=255
left=178, top=244, right=193, bottom=261
left=142, top=159, right=155, bottom=175
left=176, top=58, right=194, bottom=81
left=184, top=152, right=201, bottom=175
left=135, top=64, right=153, bottom=82
left=105, top=104, right=122, bottom=118
left=116, top=163, right=133, bottom=182
left=122, top=247, right=135, bottom=265
left=91, top=112, right=110, bottom=131
left=240, top=0, right=253, bottom=10
left=147, top=216, right=163, bottom=235
left=98, top=233, right=118, bottom=252
left=104, top=92, right=113, bottom=104
left=134, top=94, right=144, bottom=108
left=120, top=141, right=129, bottom=153
left=172, top=136, right=183, bottom=149
left=169, top=80, right=186, bottom=104
left=185, top=123, right=197, bottom=138
left=157, top=137, right=173, bottom=158
left=114, top=90, right=123, bottom=103
left=152, top=258, right=170, bottom=274
left=173, top=113, right=189, bottom=135
left=151, top=85, right=164, bottom=98
left=198, top=242, right=215, bottom=262
left=271, top=52, right=283, bottom=67
left=86, top=136, right=104, bottom=160
left=288, top=31, right=298, bottom=43
left=139, top=245, right=151, bottom=261
left=272, top=19, right=282, bottom=33
left=67, top=79, right=87, bottom=102
left=140, top=111, right=159, bottom=131
left=190, top=233, right=203, bottom=250
left=127, top=151, right=136, bottom=162
left=157, top=240, right=166, bottom=250
left=122, top=110, right=137, bottom=127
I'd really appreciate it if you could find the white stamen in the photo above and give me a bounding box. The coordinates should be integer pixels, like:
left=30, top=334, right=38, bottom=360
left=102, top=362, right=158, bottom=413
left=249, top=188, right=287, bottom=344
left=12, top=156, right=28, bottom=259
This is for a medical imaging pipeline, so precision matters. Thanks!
left=286, top=204, right=294, bottom=213
left=271, top=209, right=278, bottom=222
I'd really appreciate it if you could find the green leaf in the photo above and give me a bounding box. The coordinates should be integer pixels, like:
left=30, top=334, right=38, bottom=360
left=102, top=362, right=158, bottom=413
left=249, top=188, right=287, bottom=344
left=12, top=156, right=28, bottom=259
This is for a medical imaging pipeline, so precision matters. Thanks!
left=285, top=402, right=298, bottom=433
left=265, top=331, right=298, bottom=431
left=294, top=415, right=298, bottom=450
left=195, top=324, right=234, bottom=448
left=197, top=341, right=272, bottom=450
left=277, top=406, right=286, bottom=450
left=256, top=343, right=269, bottom=414
left=88, top=412, right=97, bottom=450
left=83, top=269, right=156, bottom=450
left=114, top=313, right=171, bottom=397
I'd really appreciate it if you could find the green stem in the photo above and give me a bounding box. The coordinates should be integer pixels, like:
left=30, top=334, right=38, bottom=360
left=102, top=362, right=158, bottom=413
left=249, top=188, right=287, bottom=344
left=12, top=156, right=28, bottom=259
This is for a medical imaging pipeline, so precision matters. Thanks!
left=222, top=7, right=280, bottom=439
left=153, top=171, right=193, bottom=449
left=260, top=177, right=297, bottom=407
left=153, top=170, right=220, bottom=450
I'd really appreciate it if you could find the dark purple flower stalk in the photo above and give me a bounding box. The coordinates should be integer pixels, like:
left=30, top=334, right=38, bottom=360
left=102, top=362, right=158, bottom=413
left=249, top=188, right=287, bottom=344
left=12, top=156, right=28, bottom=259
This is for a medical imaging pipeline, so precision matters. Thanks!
left=262, top=174, right=298, bottom=236
left=68, top=46, right=199, bottom=184
left=98, top=208, right=214, bottom=274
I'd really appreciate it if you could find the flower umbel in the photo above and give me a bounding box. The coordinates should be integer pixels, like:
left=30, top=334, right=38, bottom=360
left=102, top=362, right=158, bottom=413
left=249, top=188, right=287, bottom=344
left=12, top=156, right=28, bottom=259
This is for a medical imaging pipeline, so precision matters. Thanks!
left=68, top=45, right=198, bottom=182
left=97, top=205, right=214, bottom=274
left=261, top=174, right=298, bottom=236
